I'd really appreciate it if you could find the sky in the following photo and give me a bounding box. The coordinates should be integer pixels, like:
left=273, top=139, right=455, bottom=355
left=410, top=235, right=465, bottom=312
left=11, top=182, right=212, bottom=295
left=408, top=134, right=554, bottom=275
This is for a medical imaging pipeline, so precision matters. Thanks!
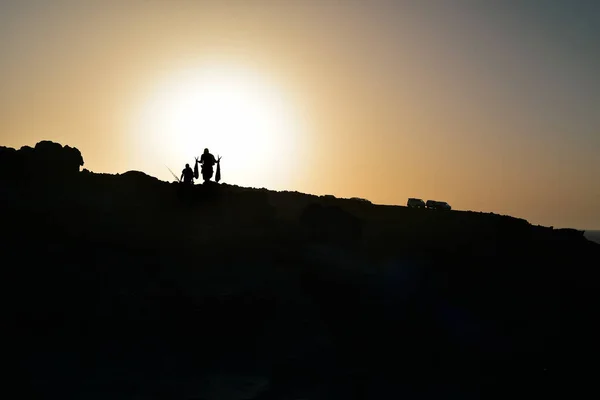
left=1, top=0, right=599, bottom=229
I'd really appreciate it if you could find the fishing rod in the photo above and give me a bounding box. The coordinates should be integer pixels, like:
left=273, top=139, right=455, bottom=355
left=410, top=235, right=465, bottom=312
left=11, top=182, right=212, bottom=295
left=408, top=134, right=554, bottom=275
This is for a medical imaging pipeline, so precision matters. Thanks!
left=165, top=165, right=181, bottom=183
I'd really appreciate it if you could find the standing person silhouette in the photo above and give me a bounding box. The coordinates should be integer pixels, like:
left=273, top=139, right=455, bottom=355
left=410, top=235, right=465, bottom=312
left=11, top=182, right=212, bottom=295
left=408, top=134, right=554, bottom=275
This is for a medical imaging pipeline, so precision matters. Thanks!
left=180, top=163, right=194, bottom=185
left=200, top=148, right=217, bottom=183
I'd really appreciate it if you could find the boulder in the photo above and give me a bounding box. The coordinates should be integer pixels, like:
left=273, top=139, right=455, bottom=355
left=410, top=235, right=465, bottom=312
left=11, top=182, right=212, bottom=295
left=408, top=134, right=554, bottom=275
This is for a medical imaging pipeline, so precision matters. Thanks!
left=0, top=141, right=84, bottom=182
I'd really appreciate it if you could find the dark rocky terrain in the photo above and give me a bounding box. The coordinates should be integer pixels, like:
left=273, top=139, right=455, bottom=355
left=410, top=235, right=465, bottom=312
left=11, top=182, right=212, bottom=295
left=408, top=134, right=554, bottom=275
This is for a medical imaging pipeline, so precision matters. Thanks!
left=584, top=230, right=600, bottom=244
left=3, top=141, right=599, bottom=399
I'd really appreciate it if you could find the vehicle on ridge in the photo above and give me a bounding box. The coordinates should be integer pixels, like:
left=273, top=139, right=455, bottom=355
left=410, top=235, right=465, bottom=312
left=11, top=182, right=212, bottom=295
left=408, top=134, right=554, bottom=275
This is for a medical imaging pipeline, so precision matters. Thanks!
left=407, top=198, right=426, bottom=208
left=426, top=200, right=451, bottom=210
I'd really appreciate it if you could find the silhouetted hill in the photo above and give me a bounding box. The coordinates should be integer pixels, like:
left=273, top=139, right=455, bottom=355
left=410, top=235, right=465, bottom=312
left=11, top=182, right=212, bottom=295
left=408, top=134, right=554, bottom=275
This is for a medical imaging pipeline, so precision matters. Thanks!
left=0, top=140, right=83, bottom=183
left=3, top=141, right=599, bottom=398
left=585, top=230, right=600, bottom=244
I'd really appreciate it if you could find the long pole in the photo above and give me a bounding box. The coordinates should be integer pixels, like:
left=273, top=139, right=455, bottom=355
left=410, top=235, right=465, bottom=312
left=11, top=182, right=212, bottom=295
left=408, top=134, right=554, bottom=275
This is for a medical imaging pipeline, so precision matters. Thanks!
left=166, top=165, right=181, bottom=183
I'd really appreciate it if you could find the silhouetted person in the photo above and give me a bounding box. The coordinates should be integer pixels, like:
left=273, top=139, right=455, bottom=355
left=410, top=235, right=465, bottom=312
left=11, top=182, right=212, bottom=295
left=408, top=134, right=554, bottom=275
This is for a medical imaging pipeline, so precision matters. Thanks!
left=200, top=148, right=217, bottom=183
left=180, top=163, right=194, bottom=185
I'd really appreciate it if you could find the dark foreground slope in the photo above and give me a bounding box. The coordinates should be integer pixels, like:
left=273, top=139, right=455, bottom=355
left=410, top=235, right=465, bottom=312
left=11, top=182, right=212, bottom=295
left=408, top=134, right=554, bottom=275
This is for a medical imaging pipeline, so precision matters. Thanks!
left=585, top=230, right=600, bottom=244
left=3, top=143, right=599, bottom=399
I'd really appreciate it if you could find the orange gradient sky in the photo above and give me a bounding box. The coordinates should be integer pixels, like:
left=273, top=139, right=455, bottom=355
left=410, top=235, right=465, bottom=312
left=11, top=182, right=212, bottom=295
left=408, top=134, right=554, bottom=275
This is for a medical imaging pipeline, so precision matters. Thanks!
left=1, top=1, right=599, bottom=229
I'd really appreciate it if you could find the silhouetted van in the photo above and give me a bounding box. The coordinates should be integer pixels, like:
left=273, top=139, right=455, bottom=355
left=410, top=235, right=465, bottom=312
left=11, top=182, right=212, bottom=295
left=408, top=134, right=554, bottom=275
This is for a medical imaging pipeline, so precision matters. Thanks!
left=407, top=198, right=426, bottom=208
left=426, top=200, right=451, bottom=210
left=436, top=201, right=451, bottom=210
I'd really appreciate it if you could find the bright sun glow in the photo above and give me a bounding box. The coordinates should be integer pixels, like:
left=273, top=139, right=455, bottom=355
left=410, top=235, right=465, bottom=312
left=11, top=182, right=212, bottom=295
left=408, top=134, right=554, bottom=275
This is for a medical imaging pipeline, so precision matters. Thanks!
left=131, top=64, right=305, bottom=189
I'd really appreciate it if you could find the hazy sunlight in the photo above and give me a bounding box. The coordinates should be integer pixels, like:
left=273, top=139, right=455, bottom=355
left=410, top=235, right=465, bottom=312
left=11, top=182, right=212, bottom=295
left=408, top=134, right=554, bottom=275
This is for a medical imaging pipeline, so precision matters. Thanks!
left=4, top=1, right=599, bottom=228
left=131, top=64, right=304, bottom=188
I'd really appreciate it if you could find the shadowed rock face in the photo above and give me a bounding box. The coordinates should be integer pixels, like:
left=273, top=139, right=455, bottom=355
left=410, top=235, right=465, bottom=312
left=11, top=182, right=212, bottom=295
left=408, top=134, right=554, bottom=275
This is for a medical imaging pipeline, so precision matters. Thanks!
left=2, top=140, right=600, bottom=398
left=0, top=141, right=83, bottom=182
left=555, top=227, right=586, bottom=239
left=300, top=203, right=364, bottom=247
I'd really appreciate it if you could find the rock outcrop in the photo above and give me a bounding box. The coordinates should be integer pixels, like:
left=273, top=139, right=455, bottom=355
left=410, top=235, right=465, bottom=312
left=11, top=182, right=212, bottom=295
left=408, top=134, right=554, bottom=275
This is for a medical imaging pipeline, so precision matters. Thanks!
left=3, top=139, right=599, bottom=398
left=0, top=140, right=83, bottom=182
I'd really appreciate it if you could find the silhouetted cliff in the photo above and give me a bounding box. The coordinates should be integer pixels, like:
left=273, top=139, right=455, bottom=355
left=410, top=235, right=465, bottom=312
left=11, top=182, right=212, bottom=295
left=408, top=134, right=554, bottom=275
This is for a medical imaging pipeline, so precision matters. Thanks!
left=0, top=140, right=83, bottom=183
left=3, top=141, right=598, bottom=398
